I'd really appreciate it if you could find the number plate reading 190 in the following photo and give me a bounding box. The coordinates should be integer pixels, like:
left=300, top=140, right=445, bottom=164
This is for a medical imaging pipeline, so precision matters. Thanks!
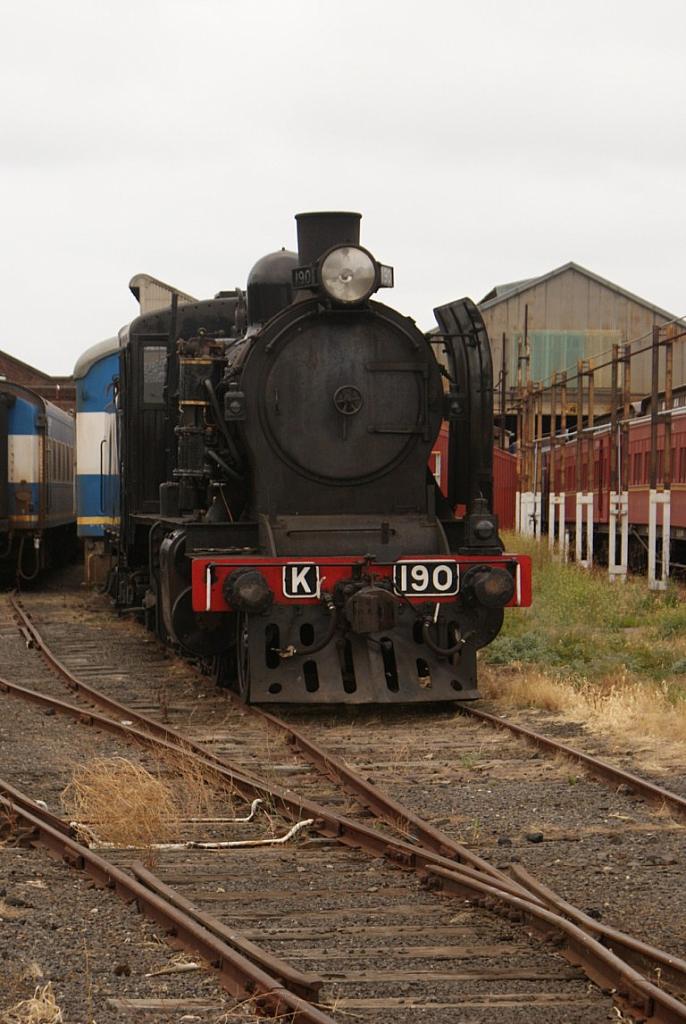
left=393, top=561, right=459, bottom=597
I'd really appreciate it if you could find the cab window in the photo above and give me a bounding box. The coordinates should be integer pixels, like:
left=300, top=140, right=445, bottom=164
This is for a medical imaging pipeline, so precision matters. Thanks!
left=143, top=346, right=167, bottom=405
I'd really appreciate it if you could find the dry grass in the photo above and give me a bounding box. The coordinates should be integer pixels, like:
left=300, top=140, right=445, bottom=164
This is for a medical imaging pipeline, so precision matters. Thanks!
left=159, top=747, right=236, bottom=821
left=62, top=757, right=178, bottom=848
left=483, top=531, right=686, bottom=762
left=481, top=665, right=686, bottom=755
left=482, top=668, right=571, bottom=713
left=0, top=984, right=63, bottom=1024
left=61, top=751, right=239, bottom=851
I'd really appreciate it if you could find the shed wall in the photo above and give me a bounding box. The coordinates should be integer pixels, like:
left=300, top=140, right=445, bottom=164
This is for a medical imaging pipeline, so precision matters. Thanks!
left=481, top=268, right=675, bottom=409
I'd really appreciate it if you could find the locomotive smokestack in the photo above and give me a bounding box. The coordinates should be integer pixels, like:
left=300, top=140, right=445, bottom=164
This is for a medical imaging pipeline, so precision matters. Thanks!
left=295, top=211, right=361, bottom=264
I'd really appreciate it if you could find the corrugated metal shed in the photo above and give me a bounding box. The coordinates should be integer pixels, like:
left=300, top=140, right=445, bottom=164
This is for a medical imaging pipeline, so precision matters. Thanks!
left=479, top=262, right=684, bottom=411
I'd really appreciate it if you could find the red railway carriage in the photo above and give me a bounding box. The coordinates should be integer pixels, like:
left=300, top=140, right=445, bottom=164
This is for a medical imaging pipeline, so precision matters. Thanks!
left=432, top=426, right=517, bottom=531
left=543, top=409, right=686, bottom=547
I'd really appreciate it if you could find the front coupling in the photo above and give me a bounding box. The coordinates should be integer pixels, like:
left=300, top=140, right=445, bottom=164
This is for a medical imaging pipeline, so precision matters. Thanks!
left=345, top=585, right=397, bottom=634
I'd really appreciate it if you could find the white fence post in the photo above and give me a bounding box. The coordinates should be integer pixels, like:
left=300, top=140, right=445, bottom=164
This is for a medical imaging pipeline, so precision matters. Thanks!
left=586, top=492, right=594, bottom=567
left=519, top=491, right=535, bottom=536
left=575, top=493, right=593, bottom=568
left=648, top=489, right=671, bottom=591
left=575, top=493, right=583, bottom=563
left=548, top=492, right=566, bottom=559
left=662, top=493, right=671, bottom=585
left=608, top=491, right=628, bottom=582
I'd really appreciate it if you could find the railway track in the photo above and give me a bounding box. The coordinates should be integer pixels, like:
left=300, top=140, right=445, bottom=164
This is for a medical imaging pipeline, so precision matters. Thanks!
left=2, top=585, right=686, bottom=1022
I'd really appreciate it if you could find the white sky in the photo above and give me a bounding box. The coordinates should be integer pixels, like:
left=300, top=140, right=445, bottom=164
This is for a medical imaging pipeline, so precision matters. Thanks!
left=2, top=0, right=685, bottom=375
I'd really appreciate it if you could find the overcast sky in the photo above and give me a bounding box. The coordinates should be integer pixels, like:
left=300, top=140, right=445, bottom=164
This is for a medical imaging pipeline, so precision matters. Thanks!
left=2, top=0, right=685, bottom=375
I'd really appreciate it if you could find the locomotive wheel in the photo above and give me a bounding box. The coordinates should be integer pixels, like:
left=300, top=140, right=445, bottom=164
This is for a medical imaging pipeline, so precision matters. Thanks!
left=212, top=646, right=235, bottom=690
left=235, top=612, right=251, bottom=701
left=171, top=586, right=233, bottom=657
left=212, top=614, right=249, bottom=698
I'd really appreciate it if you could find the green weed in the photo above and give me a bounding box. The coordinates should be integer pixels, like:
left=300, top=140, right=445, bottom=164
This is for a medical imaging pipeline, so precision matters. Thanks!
left=491, top=532, right=686, bottom=686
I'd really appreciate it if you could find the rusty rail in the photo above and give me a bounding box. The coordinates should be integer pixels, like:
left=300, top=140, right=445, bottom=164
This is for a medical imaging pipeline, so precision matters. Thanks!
left=461, top=705, right=686, bottom=823
left=0, top=775, right=73, bottom=838
left=0, top=674, right=537, bottom=899
left=0, top=784, right=333, bottom=1022
left=7, top=594, right=686, bottom=1020
left=426, top=862, right=686, bottom=1024
left=7, top=594, right=526, bottom=890
left=5, top=683, right=685, bottom=1022
left=10, top=595, right=249, bottom=773
left=128, top=861, right=322, bottom=1000
left=246, top=701, right=505, bottom=879
left=239, top=702, right=686, bottom=1005
left=511, top=865, right=686, bottom=996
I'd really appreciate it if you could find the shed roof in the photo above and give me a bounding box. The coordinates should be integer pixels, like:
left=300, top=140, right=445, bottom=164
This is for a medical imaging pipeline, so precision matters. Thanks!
left=479, top=261, right=682, bottom=323
left=480, top=278, right=537, bottom=303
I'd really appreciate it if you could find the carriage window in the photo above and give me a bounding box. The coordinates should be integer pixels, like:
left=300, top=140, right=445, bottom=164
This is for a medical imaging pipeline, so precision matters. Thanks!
left=143, top=346, right=167, bottom=405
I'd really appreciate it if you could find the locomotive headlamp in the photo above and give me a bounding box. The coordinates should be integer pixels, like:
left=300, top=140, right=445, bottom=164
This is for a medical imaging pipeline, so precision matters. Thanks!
left=292, top=242, right=394, bottom=304
left=320, top=246, right=376, bottom=304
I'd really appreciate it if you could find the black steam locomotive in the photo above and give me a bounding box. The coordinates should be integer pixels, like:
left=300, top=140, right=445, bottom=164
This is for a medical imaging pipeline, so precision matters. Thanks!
left=92, top=211, right=531, bottom=702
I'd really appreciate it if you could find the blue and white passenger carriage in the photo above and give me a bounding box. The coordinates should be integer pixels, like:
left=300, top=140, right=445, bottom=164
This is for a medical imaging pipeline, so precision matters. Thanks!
left=73, top=337, right=121, bottom=584
left=0, top=381, right=75, bottom=579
